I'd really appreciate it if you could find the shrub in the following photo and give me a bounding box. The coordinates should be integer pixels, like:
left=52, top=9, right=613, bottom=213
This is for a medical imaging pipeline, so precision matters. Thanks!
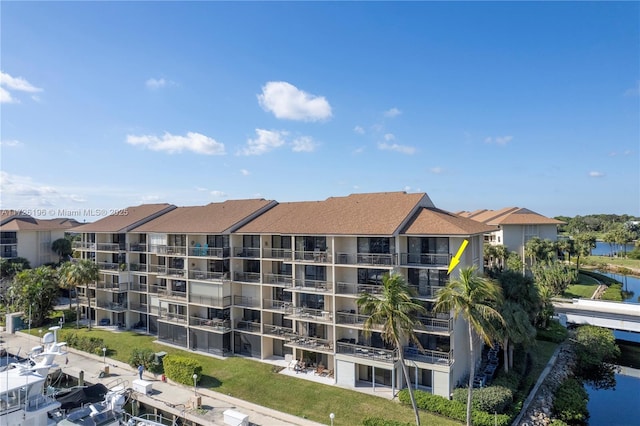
left=162, top=354, right=203, bottom=385
left=552, top=378, right=588, bottom=425
left=362, top=418, right=412, bottom=426
left=60, top=331, right=105, bottom=355
left=491, top=370, right=522, bottom=392
left=128, top=348, right=162, bottom=374
left=537, top=320, right=568, bottom=343
left=452, top=386, right=513, bottom=414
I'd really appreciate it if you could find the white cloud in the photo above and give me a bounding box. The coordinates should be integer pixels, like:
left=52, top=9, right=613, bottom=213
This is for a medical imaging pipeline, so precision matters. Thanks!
left=240, top=169, right=250, bottom=176
left=210, top=190, right=227, bottom=198
left=258, top=81, right=332, bottom=121
left=146, top=78, right=167, bottom=90
left=239, top=129, right=287, bottom=156
left=140, top=195, right=161, bottom=202
left=354, top=126, right=365, bottom=135
left=126, top=131, right=225, bottom=155
left=430, top=167, right=444, bottom=174
left=0, top=71, right=43, bottom=103
left=377, top=142, right=416, bottom=155
left=292, top=136, right=317, bottom=152
left=195, top=186, right=208, bottom=192
left=484, top=135, right=513, bottom=146
left=384, top=108, right=402, bottom=118
left=0, top=139, right=22, bottom=147
left=384, top=133, right=395, bottom=141
left=588, top=171, right=605, bottom=178
left=0, top=171, right=57, bottom=197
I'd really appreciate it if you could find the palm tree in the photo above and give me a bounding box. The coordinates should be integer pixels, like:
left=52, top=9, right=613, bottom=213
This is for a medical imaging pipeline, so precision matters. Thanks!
left=60, top=259, right=99, bottom=329
left=357, top=273, right=427, bottom=426
left=494, top=245, right=509, bottom=270
left=434, top=266, right=504, bottom=426
left=498, top=300, right=536, bottom=373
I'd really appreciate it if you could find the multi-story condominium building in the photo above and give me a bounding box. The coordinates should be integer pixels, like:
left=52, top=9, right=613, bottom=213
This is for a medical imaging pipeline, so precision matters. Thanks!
left=458, top=207, right=564, bottom=259
left=71, top=192, right=495, bottom=398
left=0, top=210, right=80, bottom=267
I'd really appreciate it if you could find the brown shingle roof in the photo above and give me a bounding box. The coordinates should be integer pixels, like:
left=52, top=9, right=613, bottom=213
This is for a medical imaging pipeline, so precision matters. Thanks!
left=236, top=192, right=432, bottom=235
left=71, top=204, right=176, bottom=233
left=131, top=199, right=276, bottom=233
left=0, top=216, right=81, bottom=231
left=403, top=208, right=498, bottom=235
left=464, top=207, right=520, bottom=223
left=487, top=208, right=565, bottom=225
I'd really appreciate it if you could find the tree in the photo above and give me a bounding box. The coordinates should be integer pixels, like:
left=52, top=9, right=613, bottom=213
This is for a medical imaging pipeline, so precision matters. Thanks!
left=357, top=273, right=427, bottom=426
left=556, top=238, right=574, bottom=263
left=506, top=251, right=523, bottom=273
left=60, top=259, right=99, bottom=329
left=573, top=325, right=620, bottom=373
left=498, top=300, right=536, bottom=372
left=8, top=266, right=60, bottom=327
left=51, top=238, right=73, bottom=262
left=532, top=261, right=577, bottom=296
left=574, top=233, right=596, bottom=270
left=0, top=257, right=31, bottom=278
left=434, top=266, right=504, bottom=426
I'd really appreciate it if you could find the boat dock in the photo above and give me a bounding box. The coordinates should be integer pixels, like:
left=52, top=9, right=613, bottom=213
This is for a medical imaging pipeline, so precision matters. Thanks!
left=1, top=331, right=324, bottom=426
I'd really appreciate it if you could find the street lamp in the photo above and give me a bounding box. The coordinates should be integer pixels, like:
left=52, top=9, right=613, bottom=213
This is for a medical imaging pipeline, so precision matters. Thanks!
left=330, top=412, right=335, bottom=426
left=102, top=347, right=106, bottom=365
left=192, top=373, right=198, bottom=396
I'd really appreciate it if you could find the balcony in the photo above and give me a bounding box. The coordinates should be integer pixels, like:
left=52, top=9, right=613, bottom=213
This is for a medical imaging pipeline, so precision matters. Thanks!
left=263, top=273, right=293, bottom=287
left=285, top=278, right=332, bottom=293
left=234, top=271, right=261, bottom=283
left=190, top=294, right=231, bottom=308
left=336, top=342, right=396, bottom=363
left=335, top=311, right=369, bottom=326
left=150, top=245, right=187, bottom=256
left=96, top=301, right=127, bottom=312
left=336, top=282, right=383, bottom=296
left=335, top=253, right=395, bottom=266
left=233, top=295, right=260, bottom=308
left=96, top=243, right=122, bottom=252
left=285, top=334, right=333, bottom=352
left=128, top=263, right=147, bottom=272
left=189, top=246, right=228, bottom=257
left=129, top=283, right=148, bottom=292
left=262, top=299, right=293, bottom=313
left=190, top=316, right=231, bottom=332
left=158, top=311, right=187, bottom=325
left=262, top=248, right=293, bottom=260
left=408, top=285, right=446, bottom=299
left=286, top=307, right=332, bottom=322
left=235, top=320, right=261, bottom=333
left=76, top=296, right=88, bottom=305
left=234, top=247, right=260, bottom=258
left=0, top=237, right=17, bottom=244
left=129, top=243, right=147, bottom=252
left=72, top=241, right=95, bottom=250
left=293, top=250, right=332, bottom=263
left=403, top=346, right=452, bottom=366
left=399, top=253, right=451, bottom=267
left=129, top=302, right=148, bottom=313
left=188, top=270, right=228, bottom=282
left=157, top=289, right=187, bottom=301
left=96, top=281, right=129, bottom=292
left=415, top=316, right=453, bottom=333
left=1, top=248, right=18, bottom=258
left=97, top=262, right=119, bottom=271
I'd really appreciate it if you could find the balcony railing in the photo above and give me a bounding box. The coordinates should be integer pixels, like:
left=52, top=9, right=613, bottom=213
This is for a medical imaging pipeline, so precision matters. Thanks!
left=263, top=273, right=293, bottom=286
left=149, top=245, right=187, bottom=256
left=1, top=248, right=18, bottom=258
left=263, top=324, right=294, bottom=337
left=293, top=250, right=332, bottom=263
left=96, top=301, right=127, bottom=312
left=0, top=238, right=17, bottom=244
left=286, top=307, right=332, bottom=322
left=129, top=302, right=148, bottom=313
left=233, top=295, right=260, bottom=308
left=96, top=243, right=122, bottom=251
left=96, top=281, right=129, bottom=292
left=72, top=241, right=96, bottom=250
left=129, top=243, right=147, bottom=252
left=403, top=346, right=452, bottom=366
left=190, top=317, right=231, bottom=332
left=157, top=289, right=187, bottom=300
left=188, top=270, right=228, bottom=282
left=262, top=248, right=293, bottom=260
left=235, top=247, right=260, bottom=258
left=336, top=282, right=383, bottom=296
left=129, top=283, right=148, bottom=292
left=76, top=296, right=88, bottom=305
left=285, top=334, right=333, bottom=351
left=97, top=262, right=119, bottom=271
left=262, top=299, right=293, bottom=313
left=335, top=311, right=369, bottom=326
left=235, top=320, right=261, bottom=333
left=336, top=342, right=396, bottom=363
left=158, top=311, right=187, bottom=324
left=189, top=294, right=231, bottom=308
left=189, top=246, right=228, bottom=257
left=160, top=268, right=186, bottom=278
left=335, top=253, right=395, bottom=266
left=286, top=278, right=332, bottom=293
left=415, top=316, right=453, bottom=333
left=408, top=285, right=447, bottom=299
left=128, top=263, right=147, bottom=272
left=399, top=253, right=451, bottom=267
left=234, top=271, right=261, bottom=283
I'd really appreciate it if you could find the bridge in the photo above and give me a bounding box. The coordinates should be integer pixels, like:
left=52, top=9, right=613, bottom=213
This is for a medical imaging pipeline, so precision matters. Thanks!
left=553, top=299, right=640, bottom=333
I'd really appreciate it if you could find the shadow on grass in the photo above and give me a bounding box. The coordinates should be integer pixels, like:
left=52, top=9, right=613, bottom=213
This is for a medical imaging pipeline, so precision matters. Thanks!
left=200, top=374, right=222, bottom=388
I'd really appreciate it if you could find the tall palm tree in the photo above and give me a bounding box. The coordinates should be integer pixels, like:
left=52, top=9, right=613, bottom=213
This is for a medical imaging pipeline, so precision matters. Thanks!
left=434, top=266, right=504, bottom=426
left=498, top=301, right=536, bottom=373
left=357, top=273, right=427, bottom=426
left=60, top=259, right=99, bottom=329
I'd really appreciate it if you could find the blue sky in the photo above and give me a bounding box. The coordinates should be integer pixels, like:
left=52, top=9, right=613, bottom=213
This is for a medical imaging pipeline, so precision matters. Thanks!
left=1, top=1, right=638, bottom=221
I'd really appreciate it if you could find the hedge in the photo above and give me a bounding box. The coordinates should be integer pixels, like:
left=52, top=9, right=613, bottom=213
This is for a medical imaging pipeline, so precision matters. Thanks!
left=452, top=386, right=513, bottom=414
left=362, top=418, right=413, bottom=426
left=162, top=354, right=203, bottom=386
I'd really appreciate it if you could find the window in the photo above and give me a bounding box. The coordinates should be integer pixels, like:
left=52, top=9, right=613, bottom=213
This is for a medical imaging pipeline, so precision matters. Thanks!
left=358, top=237, right=393, bottom=254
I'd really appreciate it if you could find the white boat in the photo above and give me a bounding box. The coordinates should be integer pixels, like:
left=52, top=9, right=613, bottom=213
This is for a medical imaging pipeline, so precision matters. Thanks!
left=0, top=326, right=67, bottom=426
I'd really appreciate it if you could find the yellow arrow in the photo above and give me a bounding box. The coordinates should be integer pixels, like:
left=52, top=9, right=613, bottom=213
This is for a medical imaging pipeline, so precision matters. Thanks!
left=447, top=239, right=469, bottom=275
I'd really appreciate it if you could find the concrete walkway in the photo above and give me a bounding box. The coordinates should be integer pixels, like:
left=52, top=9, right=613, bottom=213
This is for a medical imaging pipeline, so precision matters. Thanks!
left=1, top=331, right=325, bottom=426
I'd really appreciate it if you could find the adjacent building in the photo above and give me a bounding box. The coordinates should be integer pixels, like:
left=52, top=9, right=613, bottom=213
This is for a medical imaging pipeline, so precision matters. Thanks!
left=0, top=210, right=80, bottom=267
left=70, top=192, right=495, bottom=398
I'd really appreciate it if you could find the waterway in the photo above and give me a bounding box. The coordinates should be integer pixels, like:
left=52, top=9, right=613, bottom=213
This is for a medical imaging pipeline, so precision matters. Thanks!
left=591, top=241, right=636, bottom=256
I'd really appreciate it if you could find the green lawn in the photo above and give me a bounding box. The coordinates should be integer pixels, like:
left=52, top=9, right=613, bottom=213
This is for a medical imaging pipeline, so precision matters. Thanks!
left=51, top=327, right=461, bottom=426
left=583, top=256, right=640, bottom=272
left=562, top=273, right=600, bottom=299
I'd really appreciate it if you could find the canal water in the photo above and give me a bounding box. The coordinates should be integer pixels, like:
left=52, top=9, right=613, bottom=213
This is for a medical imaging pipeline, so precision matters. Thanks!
left=591, top=241, right=636, bottom=256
